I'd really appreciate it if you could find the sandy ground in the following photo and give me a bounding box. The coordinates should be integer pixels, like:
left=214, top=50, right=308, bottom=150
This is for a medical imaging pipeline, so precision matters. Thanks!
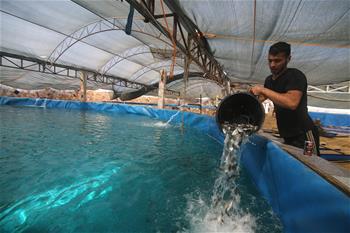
left=262, top=113, right=350, bottom=170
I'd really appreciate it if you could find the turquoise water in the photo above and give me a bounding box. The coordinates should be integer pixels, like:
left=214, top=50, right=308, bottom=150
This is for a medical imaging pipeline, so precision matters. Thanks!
left=0, top=105, right=282, bottom=232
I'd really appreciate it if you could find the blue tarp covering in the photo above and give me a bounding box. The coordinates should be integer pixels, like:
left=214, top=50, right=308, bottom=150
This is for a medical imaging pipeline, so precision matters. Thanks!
left=309, top=112, right=350, bottom=127
left=0, top=97, right=223, bottom=142
left=240, top=137, right=350, bottom=233
left=1, top=96, right=349, bottom=232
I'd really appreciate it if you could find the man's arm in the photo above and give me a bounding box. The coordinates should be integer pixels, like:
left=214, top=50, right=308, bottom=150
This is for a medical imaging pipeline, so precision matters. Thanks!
left=250, top=85, right=302, bottom=110
left=248, top=86, right=267, bottom=102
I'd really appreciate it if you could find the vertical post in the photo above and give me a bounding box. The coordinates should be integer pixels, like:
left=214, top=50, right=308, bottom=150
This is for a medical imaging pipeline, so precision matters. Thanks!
left=199, top=94, right=202, bottom=114
left=226, top=80, right=231, bottom=95
left=173, top=14, right=178, bottom=42
left=80, top=71, right=87, bottom=102
left=181, top=37, right=192, bottom=131
left=183, top=56, right=188, bottom=104
left=158, top=69, right=167, bottom=109
left=182, top=52, right=191, bottom=130
left=182, top=50, right=191, bottom=105
left=221, top=88, right=227, bottom=98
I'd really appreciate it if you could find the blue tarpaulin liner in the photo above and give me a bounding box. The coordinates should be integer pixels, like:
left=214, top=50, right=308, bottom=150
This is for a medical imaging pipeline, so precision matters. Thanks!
left=320, top=154, right=350, bottom=161
left=240, top=137, right=350, bottom=233
left=0, top=97, right=223, bottom=142
left=309, top=112, right=350, bottom=127
left=1, top=96, right=349, bottom=232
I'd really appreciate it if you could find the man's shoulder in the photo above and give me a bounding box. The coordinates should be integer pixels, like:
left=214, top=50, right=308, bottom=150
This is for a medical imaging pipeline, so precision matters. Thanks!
left=265, top=74, right=273, bottom=82
left=285, top=68, right=306, bottom=78
left=264, top=75, right=273, bottom=87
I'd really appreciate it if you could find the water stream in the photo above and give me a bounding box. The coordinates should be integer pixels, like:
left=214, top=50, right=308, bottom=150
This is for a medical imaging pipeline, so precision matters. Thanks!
left=153, top=110, right=181, bottom=127
left=185, top=123, right=259, bottom=232
left=166, top=110, right=181, bottom=125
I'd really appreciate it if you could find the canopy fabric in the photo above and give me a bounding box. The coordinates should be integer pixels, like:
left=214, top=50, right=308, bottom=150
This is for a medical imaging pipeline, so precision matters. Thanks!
left=177, top=0, right=349, bottom=86
left=0, top=0, right=349, bottom=100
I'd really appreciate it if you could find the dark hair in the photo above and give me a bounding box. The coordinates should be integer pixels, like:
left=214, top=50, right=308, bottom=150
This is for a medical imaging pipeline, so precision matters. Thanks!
left=269, top=42, right=291, bottom=57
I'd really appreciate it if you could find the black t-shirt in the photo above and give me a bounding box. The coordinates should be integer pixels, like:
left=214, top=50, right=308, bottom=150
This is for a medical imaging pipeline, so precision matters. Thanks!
left=264, top=68, right=315, bottom=138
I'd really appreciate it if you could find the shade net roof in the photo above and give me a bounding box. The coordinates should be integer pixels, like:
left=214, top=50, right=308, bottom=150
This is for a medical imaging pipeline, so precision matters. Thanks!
left=0, top=0, right=349, bottom=101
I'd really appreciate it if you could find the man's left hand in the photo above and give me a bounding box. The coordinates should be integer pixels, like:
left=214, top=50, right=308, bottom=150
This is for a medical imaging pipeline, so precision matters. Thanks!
left=250, top=85, right=265, bottom=96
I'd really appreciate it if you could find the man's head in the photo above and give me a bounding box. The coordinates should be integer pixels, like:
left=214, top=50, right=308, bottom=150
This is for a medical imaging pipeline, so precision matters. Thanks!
left=268, top=42, right=291, bottom=76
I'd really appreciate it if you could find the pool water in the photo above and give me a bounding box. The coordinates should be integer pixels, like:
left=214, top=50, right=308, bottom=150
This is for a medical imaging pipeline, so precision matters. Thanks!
left=0, top=105, right=282, bottom=232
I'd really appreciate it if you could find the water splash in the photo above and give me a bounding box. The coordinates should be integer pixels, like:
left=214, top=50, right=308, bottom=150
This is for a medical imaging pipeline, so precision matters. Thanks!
left=166, top=110, right=181, bottom=125
left=33, top=98, right=39, bottom=107
left=184, top=123, right=257, bottom=232
left=30, top=98, right=47, bottom=108
left=43, top=98, right=47, bottom=108
left=143, top=110, right=181, bottom=128
left=153, top=121, right=169, bottom=127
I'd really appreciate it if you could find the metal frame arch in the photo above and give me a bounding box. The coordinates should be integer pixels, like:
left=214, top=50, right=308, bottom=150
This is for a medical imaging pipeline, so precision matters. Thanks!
left=183, top=82, right=221, bottom=98
left=168, top=79, right=221, bottom=98
left=174, top=81, right=214, bottom=91
left=130, top=60, right=185, bottom=82
left=98, top=45, right=150, bottom=74
left=46, top=17, right=174, bottom=65
left=185, top=81, right=222, bottom=91
left=167, top=76, right=220, bottom=89
left=132, top=64, right=184, bottom=84
left=98, top=45, right=184, bottom=76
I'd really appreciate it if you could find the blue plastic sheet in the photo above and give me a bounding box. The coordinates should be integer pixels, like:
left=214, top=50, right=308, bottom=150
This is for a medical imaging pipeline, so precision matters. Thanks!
left=241, top=137, right=350, bottom=233
left=309, top=112, right=350, bottom=127
left=0, top=97, right=224, bottom=143
left=320, top=154, right=350, bottom=161
left=1, top=96, right=349, bottom=232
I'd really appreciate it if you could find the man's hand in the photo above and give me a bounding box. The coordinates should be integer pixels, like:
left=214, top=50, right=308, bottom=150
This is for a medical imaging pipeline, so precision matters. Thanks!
left=250, top=85, right=267, bottom=102
left=250, top=85, right=265, bottom=96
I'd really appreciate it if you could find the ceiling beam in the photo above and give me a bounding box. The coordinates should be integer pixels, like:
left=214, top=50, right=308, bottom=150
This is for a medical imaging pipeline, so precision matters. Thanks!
left=125, top=0, right=230, bottom=87
left=0, top=51, right=148, bottom=89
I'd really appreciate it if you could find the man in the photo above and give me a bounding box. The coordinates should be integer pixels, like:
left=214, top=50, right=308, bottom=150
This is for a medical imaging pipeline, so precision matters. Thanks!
left=250, top=42, right=320, bottom=156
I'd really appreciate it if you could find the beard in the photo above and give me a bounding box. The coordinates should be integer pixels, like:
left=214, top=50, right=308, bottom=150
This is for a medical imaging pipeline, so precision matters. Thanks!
left=270, top=64, right=287, bottom=77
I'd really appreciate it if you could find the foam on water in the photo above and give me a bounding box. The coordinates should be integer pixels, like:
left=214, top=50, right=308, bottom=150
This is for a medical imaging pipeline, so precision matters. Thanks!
left=142, top=121, right=168, bottom=127
left=183, top=123, right=258, bottom=233
left=183, top=193, right=256, bottom=233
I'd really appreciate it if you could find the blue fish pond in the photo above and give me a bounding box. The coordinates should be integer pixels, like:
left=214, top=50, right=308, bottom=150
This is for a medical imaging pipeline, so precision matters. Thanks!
left=0, top=105, right=282, bottom=232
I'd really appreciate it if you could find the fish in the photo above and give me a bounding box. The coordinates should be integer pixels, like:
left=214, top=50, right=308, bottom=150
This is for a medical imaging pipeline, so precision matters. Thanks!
left=224, top=200, right=233, bottom=216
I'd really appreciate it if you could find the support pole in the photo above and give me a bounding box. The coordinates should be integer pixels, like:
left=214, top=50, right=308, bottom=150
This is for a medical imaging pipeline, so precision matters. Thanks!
left=182, top=47, right=192, bottom=105
left=182, top=55, right=189, bottom=105
left=181, top=53, right=191, bottom=130
left=158, top=69, right=167, bottom=109
left=226, top=80, right=231, bottom=96
left=199, top=94, right=202, bottom=114
left=80, top=71, right=87, bottom=102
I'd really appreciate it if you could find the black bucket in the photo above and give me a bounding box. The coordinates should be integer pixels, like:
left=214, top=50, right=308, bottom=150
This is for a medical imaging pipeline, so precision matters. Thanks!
left=216, top=92, right=265, bottom=132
